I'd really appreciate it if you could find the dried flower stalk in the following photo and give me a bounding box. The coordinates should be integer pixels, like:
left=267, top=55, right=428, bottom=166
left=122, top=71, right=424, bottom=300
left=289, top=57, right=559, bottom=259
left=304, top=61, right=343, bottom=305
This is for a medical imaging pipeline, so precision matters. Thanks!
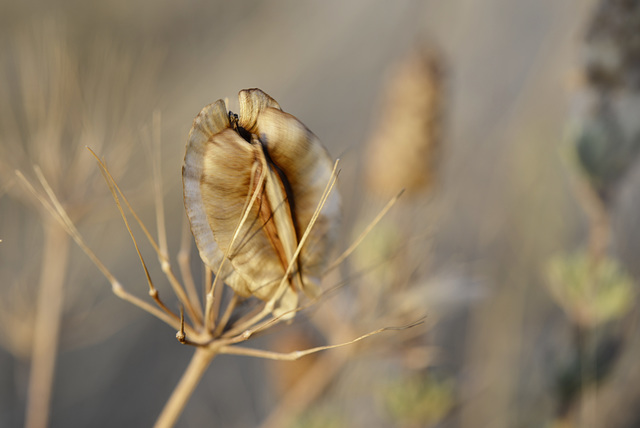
left=365, top=45, right=446, bottom=198
left=1, top=21, right=161, bottom=428
left=16, top=87, right=419, bottom=427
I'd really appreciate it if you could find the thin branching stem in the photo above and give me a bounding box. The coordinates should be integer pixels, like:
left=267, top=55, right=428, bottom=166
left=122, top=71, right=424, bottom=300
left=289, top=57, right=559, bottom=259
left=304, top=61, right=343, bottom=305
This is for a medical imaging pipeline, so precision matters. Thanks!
left=17, top=168, right=197, bottom=334
left=17, top=170, right=113, bottom=283
left=325, top=189, right=404, bottom=273
left=150, top=111, right=169, bottom=259
left=220, top=318, right=425, bottom=360
left=224, top=302, right=276, bottom=338
left=97, top=162, right=180, bottom=323
left=212, top=294, right=239, bottom=336
left=24, top=221, right=69, bottom=428
left=147, top=115, right=204, bottom=325
left=154, top=346, right=220, bottom=428
left=88, top=149, right=201, bottom=324
left=178, top=216, right=202, bottom=318
left=110, top=283, right=196, bottom=335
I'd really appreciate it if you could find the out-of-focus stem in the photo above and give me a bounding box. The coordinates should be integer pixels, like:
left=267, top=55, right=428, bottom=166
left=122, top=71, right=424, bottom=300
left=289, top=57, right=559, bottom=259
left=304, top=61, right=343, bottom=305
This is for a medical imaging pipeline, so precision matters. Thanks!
left=260, top=347, right=351, bottom=428
left=154, top=346, right=219, bottom=428
left=574, top=176, right=610, bottom=266
left=25, top=220, right=70, bottom=428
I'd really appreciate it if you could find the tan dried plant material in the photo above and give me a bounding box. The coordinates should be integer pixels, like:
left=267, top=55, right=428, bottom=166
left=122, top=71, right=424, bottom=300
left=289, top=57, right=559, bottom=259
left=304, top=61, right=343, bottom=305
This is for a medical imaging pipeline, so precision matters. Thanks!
left=365, top=45, right=446, bottom=198
left=183, top=89, right=341, bottom=317
left=18, top=82, right=421, bottom=427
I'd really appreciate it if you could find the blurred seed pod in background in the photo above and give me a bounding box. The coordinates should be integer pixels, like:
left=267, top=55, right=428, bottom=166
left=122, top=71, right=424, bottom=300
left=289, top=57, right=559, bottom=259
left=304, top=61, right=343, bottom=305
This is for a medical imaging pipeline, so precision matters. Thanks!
left=364, top=44, right=446, bottom=199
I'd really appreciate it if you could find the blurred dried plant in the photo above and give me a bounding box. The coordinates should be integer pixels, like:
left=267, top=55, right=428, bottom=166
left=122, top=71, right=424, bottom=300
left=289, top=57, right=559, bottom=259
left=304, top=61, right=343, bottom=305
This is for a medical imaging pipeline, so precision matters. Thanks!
left=546, top=251, right=634, bottom=329
left=260, top=45, right=447, bottom=428
left=364, top=44, right=445, bottom=199
left=183, top=89, right=341, bottom=318
left=19, top=87, right=419, bottom=427
left=380, top=372, right=455, bottom=428
left=0, top=20, right=161, bottom=428
left=546, top=1, right=640, bottom=425
left=571, top=0, right=640, bottom=204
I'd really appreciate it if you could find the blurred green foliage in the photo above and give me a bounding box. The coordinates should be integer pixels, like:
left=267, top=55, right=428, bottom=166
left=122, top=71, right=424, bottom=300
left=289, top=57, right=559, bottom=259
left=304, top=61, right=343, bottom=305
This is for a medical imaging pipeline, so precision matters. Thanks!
left=381, top=373, right=455, bottom=427
left=574, top=101, right=640, bottom=201
left=291, top=404, right=346, bottom=428
left=545, top=251, right=634, bottom=328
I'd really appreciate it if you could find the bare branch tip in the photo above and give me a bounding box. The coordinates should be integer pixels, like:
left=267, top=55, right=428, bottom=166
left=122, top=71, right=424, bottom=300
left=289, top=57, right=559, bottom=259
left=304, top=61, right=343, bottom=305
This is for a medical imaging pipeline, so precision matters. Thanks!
left=176, top=307, right=186, bottom=343
left=111, top=282, right=124, bottom=293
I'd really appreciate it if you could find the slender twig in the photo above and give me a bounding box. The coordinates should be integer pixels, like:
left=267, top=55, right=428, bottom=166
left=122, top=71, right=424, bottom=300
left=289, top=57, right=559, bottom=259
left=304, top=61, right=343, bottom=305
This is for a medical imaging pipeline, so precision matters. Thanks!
left=17, top=169, right=190, bottom=333
left=154, top=346, right=220, bottom=428
left=88, top=148, right=200, bottom=324
left=24, top=221, right=70, bottom=428
left=97, top=165, right=179, bottom=323
left=16, top=170, right=113, bottom=284
left=325, top=189, right=404, bottom=273
left=220, top=318, right=425, bottom=360
left=259, top=346, right=351, bottom=428
left=146, top=115, right=204, bottom=325
left=110, top=283, right=191, bottom=334
left=210, top=267, right=224, bottom=324
left=212, top=294, right=240, bottom=337
left=150, top=111, right=169, bottom=260
left=178, top=216, right=202, bottom=318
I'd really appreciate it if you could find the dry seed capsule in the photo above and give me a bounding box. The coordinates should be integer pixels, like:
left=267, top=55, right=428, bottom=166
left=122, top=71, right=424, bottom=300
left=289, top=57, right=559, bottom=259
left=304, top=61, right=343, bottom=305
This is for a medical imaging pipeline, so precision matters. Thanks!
left=183, top=89, right=340, bottom=317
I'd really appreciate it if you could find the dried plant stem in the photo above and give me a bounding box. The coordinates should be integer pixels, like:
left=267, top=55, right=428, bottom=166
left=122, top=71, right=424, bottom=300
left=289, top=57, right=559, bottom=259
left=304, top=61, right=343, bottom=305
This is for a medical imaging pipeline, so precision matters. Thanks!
left=580, top=185, right=608, bottom=428
left=574, top=177, right=610, bottom=265
left=154, top=345, right=220, bottom=428
left=89, top=149, right=201, bottom=324
left=571, top=174, right=611, bottom=427
left=325, top=189, right=404, bottom=273
left=25, top=220, right=70, bottom=428
left=260, top=348, right=351, bottom=428
left=178, top=216, right=202, bottom=316
left=259, top=304, right=358, bottom=428
left=17, top=169, right=189, bottom=334
left=221, top=319, right=424, bottom=359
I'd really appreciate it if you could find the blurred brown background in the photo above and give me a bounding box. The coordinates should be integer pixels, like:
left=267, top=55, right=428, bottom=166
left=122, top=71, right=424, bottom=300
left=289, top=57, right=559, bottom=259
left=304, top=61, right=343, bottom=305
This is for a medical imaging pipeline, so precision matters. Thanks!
left=3, top=0, right=640, bottom=427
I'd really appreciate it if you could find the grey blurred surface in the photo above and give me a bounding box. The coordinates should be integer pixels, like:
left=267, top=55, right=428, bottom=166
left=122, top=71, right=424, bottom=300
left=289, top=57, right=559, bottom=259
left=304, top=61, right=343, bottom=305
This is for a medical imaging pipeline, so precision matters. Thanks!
left=4, top=1, right=640, bottom=427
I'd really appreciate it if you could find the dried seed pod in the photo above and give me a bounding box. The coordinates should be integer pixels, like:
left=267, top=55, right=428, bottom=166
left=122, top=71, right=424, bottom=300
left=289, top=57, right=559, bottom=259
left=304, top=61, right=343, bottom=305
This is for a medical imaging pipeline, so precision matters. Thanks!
left=364, top=45, right=445, bottom=198
left=183, top=89, right=340, bottom=316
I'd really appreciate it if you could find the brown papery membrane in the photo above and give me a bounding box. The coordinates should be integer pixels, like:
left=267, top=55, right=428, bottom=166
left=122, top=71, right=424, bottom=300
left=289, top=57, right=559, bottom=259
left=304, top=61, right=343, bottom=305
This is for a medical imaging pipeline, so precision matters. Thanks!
left=258, top=107, right=340, bottom=297
left=183, top=89, right=340, bottom=316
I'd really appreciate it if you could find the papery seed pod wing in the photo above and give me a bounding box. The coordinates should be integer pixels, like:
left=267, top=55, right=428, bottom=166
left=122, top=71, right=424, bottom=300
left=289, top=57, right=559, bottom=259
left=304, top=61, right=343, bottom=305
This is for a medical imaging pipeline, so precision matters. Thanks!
left=257, top=107, right=341, bottom=295
left=183, top=89, right=340, bottom=316
left=238, top=88, right=281, bottom=134
left=183, top=100, right=230, bottom=271
left=183, top=100, right=290, bottom=302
